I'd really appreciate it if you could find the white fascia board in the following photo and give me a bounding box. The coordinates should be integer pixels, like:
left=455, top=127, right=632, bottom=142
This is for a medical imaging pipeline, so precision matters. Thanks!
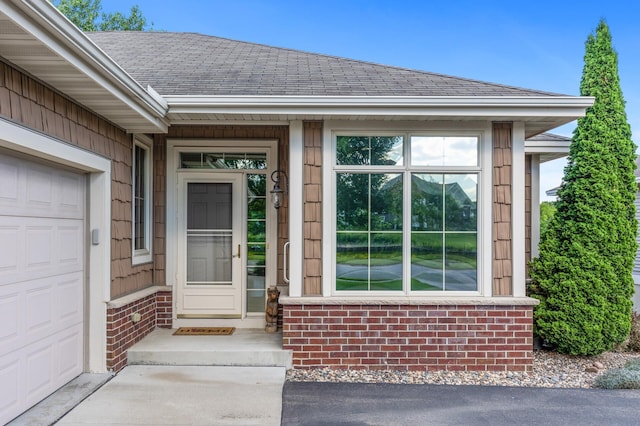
left=166, top=95, right=594, bottom=120
left=525, top=140, right=571, bottom=154
left=5, top=0, right=169, bottom=132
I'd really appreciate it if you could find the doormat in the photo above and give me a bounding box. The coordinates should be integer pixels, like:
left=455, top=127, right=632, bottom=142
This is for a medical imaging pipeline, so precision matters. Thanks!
left=173, top=327, right=236, bottom=336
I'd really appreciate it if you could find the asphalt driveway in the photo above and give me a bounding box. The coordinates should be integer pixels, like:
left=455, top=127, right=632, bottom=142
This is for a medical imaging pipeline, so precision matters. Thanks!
left=281, top=382, right=640, bottom=425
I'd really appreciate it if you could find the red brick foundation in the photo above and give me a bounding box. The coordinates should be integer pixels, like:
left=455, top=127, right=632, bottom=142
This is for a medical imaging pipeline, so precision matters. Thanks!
left=282, top=304, right=533, bottom=372
left=106, top=288, right=172, bottom=372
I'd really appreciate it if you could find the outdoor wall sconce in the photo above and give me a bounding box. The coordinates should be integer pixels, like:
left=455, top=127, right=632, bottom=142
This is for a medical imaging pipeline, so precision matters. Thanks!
left=270, top=170, right=289, bottom=209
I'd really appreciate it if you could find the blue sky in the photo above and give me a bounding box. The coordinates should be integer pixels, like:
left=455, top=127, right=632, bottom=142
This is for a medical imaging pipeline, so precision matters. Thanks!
left=102, top=0, right=640, bottom=200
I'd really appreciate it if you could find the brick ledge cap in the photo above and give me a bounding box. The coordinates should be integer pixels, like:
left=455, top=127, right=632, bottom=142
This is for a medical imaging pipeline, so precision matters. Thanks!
left=107, top=285, right=171, bottom=309
left=279, top=296, right=539, bottom=306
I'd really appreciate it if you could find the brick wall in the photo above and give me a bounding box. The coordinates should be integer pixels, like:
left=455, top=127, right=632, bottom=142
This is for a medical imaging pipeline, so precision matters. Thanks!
left=282, top=304, right=533, bottom=372
left=106, top=289, right=172, bottom=372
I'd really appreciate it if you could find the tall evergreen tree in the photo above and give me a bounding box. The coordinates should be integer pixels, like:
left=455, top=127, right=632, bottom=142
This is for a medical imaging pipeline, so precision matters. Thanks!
left=529, top=20, right=636, bottom=355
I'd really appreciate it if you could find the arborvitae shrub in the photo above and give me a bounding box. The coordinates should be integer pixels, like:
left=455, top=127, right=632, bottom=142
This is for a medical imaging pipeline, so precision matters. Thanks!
left=529, top=20, right=636, bottom=355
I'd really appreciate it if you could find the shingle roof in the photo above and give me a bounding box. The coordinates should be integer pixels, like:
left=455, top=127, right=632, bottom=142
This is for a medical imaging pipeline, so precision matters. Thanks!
left=526, top=132, right=572, bottom=142
left=87, top=32, right=565, bottom=98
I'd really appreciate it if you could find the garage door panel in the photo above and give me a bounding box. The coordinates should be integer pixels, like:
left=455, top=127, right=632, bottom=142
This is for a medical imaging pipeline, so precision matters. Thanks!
left=0, top=357, right=20, bottom=419
left=0, top=217, right=83, bottom=287
left=0, top=154, right=85, bottom=220
left=0, top=272, right=84, bottom=358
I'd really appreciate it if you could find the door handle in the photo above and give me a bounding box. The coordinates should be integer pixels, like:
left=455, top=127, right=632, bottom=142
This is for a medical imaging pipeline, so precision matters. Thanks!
left=233, top=244, right=241, bottom=258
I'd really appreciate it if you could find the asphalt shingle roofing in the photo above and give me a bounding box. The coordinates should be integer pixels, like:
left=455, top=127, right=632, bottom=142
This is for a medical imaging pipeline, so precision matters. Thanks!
left=87, top=32, right=565, bottom=98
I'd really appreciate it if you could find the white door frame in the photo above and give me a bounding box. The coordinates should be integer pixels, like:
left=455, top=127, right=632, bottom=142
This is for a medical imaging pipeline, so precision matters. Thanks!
left=0, top=117, right=111, bottom=373
left=167, top=139, right=278, bottom=328
left=176, top=173, right=244, bottom=318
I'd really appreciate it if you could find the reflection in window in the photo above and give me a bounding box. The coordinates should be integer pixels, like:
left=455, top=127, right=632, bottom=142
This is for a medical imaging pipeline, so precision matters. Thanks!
left=411, top=174, right=477, bottom=291
left=336, top=173, right=403, bottom=291
left=180, top=152, right=267, bottom=169
left=247, top=174, right=267, bottom=312
left=411, top=136, right=478, bottom=166
left=335, top=134, right=480, bottom=293
left=336, top=136, right=403, bottom=166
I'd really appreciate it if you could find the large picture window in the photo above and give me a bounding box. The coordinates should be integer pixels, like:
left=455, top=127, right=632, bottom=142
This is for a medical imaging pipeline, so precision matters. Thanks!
left=132, top=137, right=152, bottom=264
left=334, top=134, right=480, bottom=293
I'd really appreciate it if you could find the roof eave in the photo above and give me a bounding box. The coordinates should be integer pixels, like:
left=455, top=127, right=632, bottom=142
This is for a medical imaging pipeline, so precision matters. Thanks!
left=165, top=95, right=593, bottom=136
left=2, top=0, right=169, bottom=133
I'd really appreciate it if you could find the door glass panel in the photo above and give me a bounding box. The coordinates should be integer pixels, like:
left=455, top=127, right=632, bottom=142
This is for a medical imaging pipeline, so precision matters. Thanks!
left=247, top=174, right=267, bottom=312
left=187, top=183, right=233, bottom=285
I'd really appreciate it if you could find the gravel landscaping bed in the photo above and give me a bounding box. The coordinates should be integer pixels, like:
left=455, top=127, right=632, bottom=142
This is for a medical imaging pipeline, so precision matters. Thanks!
left=286, top=351, right=640, bottom=388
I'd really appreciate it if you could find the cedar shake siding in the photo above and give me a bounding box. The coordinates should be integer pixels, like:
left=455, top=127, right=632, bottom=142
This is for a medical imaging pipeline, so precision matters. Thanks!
left=303, top=122, right=323, bottom=296
left=492, top=122, right=513, bottom=296
left=0, top=60, right=161, bottom=299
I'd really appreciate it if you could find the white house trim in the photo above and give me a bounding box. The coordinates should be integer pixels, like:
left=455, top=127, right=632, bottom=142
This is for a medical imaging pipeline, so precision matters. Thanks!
left=530, top=155, right=541, bottom=259
left=0, top=116, right=111, bottom=373
left=512, top=122, right=526, bottom=297
left=288, top=121, right=304, bottom=297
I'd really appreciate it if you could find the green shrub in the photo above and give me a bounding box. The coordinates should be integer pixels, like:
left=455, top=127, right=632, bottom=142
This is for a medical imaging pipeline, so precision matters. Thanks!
left=529, top=20, right=636, bottom=356
left=594, top=368, right=640, bottom=389
left=626, top=313, right=640, bottom=352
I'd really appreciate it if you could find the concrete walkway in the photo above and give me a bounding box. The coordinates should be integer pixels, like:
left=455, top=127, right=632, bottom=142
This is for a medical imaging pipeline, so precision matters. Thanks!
left=56, top=366, right=285, bottom=425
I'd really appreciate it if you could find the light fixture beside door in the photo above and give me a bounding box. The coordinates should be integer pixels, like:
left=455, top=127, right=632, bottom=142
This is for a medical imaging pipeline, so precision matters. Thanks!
left=270, top=170, right=288, bottom=209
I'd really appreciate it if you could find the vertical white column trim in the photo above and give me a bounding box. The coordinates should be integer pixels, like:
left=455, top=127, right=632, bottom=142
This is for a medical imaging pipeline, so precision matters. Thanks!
left=530, top=155, right=541, bottom=259
left=512, top=122, right=526, bottom=297
left=481, top=123, right=493, bottom=297
left=289, top=121, right=304, bottom=297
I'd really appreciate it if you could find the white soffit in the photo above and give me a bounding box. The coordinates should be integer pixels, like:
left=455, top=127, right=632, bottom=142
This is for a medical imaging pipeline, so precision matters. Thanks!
left=0, top=0, right=168, bottom=133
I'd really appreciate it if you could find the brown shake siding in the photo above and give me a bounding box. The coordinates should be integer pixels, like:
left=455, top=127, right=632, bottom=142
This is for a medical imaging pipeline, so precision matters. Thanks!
left=303, top=122, right=323, bottom=296
left=165, top=124, right=290, bottom=288
left=492, top=122, right=513, bottom=296
left=0, top=60, right=159, bottom=299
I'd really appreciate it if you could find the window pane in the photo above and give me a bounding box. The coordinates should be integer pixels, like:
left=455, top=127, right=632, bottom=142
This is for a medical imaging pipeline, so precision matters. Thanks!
left=370, top=233, right=403, bottom=291
left=134, top=145, right=146, bottom=250
left=247, top=266, right=266, bottom=289
left=372, top=174, right=402, bottom=231
left=444, top=233, right=477, bottom=291
left=247, top=289, right=265, bottom=312
left=247, top=243, right=266, bottom=266
left=336, top=233, right=369, bottom=291
left=336, top=173, right=369, bottom=231
left=180, top=152, right=267, bottom=169
left=248, top=220, right=266, bottom=242
left=336, top=136, right=370, bottom=165
left=444, top=174, right=477, bottom=231
left=411, top=136, right=478, bottom=166
left=248, top=174, right=266, bottom=196
left=411, top=174, right=443, bottom=231
left=370, top=136, right=403, bottom=166
left=336, top=136, right=403, bottom=166
left=411, top=233, right=443, bottom=291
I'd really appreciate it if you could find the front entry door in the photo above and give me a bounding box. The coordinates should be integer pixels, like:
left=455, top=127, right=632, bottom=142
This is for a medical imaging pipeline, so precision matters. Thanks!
left=177, top=173, right=243, bottom=318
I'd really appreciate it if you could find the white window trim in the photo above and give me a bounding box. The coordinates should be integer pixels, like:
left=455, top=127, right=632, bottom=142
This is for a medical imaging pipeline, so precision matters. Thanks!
left=132, top=135, right=153, bottom=265
left=323, top=120, right=493, bottom=298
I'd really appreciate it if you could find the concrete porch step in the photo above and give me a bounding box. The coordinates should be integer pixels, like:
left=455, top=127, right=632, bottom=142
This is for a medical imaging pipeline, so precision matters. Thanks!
left=127, top=328, right=292, bottom=369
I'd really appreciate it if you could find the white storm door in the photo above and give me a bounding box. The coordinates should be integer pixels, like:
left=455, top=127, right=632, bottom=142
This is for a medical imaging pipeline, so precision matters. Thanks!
left=177, top=173, right=243, bottom=318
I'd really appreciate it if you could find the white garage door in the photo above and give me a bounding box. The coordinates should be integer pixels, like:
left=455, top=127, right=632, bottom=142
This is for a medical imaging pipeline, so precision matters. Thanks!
left=0, top=152, right=85, bottom=424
